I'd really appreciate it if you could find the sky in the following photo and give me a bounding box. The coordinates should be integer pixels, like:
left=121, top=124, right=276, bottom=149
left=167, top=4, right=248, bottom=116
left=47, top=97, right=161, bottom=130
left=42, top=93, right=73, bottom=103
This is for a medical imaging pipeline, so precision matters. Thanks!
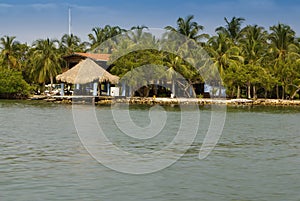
left=0, top=0, right=300, bottom=44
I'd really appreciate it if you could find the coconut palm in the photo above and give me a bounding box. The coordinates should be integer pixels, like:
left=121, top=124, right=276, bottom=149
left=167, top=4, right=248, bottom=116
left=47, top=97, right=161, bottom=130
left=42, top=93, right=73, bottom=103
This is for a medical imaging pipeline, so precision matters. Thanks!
left=269, top=23, right=296, bottom=99
left=30, top=38, right=62, bottom=92
left=206, top=32, right=244, bottom=97
left=60, top=34, right=86, bottom=54
left=0, top=36, right=21, bottom=69
left=129, top=25, right=149, bottom=43
left=240, top=25, right=269, bottom=98
left=131, top=25, right=148, bottom=31
left=165, top=15, right=208, bottom=42
left=216, top=17, right=245, bottom=43
left=88, top=25, right=125, bottom=51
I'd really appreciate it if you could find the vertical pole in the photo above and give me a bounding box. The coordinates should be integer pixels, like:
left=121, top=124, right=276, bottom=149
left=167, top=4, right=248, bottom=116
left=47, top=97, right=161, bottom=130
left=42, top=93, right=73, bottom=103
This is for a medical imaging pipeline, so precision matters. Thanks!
left=93, top=82, right=98, bottom=96
left=121, top=82, right=126, bottom=96
left=60, top=83, right=65, bottom=96
left=99, top=83, right=102, bottom=96
left=107, top=83, right=110, bottom=96
left=129, top=86, right=132, bottom=97
left=68, top=7, right=72, bottom=35
left=189, top=85, right=193, bottom=97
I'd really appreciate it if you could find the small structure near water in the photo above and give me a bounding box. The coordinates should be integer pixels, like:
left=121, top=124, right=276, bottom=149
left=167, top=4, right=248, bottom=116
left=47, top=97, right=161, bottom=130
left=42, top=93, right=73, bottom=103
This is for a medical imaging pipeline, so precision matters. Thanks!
left=56, top=58, right=119, bottom=97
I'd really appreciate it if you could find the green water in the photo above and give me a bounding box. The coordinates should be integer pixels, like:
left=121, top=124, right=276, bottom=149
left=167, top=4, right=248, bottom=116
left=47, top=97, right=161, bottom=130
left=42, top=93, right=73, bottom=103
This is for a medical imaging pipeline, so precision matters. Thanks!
left=0, top=100, right=299, bottom=201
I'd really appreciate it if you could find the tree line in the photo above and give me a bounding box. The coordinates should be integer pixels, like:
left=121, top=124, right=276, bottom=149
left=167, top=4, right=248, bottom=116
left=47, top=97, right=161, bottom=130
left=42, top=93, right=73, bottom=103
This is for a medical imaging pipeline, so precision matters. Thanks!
left=0, top=15, right=300, bottom=99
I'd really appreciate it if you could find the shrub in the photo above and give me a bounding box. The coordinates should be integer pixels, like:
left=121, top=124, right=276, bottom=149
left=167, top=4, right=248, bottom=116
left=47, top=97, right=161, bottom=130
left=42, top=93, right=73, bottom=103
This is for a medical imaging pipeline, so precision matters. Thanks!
left=0, top=68, right=31, bottom=99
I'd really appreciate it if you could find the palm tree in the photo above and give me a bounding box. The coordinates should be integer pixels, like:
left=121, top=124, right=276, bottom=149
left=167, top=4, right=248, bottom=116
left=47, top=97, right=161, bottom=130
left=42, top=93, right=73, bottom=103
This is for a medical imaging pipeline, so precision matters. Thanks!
left=206, top=32, right=244, bottom=98
left=240, top=25, right=269, bottom=98
left=216, top=17, right=245, bottom=43
left=129, top=25, right=149, bottom=43
left=60, top=34, right=86, bottom=54
left=0, top=36, right=21, bottom=69
left=161, top=37, right=199, bottom=97
left=30, top=38, right=62, bottom=92
left=131, top=25, right=148, bottom=31
left=269, top=23, right=296, bottom=99
left=165, top=15, right=208, bottom=42
left=88, top=25, right=125, bottom=51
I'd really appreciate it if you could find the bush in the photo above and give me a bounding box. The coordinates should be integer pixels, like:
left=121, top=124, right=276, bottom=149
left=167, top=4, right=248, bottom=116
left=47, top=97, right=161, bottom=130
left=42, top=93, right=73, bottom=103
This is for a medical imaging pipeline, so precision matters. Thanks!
left=0, top=68, right=31, bottom=99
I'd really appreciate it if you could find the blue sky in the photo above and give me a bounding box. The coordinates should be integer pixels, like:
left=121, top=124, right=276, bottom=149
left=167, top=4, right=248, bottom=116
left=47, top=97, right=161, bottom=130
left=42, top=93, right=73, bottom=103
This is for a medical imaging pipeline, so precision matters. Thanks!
left=0, top=0, right=299, bottom=43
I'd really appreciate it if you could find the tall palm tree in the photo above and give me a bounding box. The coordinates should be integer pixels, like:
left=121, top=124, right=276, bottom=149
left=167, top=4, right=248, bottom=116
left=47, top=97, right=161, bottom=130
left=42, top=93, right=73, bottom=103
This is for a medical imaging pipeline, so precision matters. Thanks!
left=30, top=38, right=62, bottom=92
left=105, top=25, right=126, bottom=39
left=88, top=25, right=125, bottom=51
left=286, top=41, right=300, bottom=99
left=60, top=33, right=86, bottom=54
left=0, top=36, right=20, bottom=69
left=161, top=37, right=200, bottom=97
left=216, top=17, right=245, bottom=43
left=269, top=23, right=296, bottom=99
left=240, top=25, right=268, bottom=63
left=206, top=33, right=244, bottom=97
left=88, top=27, right=104, bottom=49
left=165, top=15, right=208, bottom=42
left=129, top=25, right=149, bottom=43
left=240, top=25, right=269, bottom=98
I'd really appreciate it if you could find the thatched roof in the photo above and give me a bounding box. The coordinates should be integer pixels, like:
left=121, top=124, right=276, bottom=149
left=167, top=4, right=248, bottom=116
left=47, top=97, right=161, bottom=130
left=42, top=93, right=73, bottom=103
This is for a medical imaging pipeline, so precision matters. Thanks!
left=56, top=58, right=119, bottom=84
left=63, top=52, right=110, bottom=61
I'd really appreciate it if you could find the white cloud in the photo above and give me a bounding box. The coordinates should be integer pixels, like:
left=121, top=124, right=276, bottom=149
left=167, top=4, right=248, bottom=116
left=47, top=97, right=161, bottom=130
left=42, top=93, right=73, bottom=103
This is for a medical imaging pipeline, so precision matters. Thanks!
left=0, top=3, right=14, bottom=11
left=0, top=3, right=13, bottom=8
left=29, top=3, right=57, bottom=10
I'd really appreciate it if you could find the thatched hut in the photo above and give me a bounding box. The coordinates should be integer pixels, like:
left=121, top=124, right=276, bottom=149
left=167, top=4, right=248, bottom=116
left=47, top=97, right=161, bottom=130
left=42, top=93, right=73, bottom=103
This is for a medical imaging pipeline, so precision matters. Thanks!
left=56, top=58, right=119, bottom=96
left=62, top=52, right=111, bottom=70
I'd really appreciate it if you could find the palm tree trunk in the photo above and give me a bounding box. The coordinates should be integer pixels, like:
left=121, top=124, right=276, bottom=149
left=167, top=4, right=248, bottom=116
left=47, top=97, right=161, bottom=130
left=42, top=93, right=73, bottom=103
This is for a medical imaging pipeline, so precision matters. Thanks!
left=282, top=85, right=285, bottom=100
left=276, top=84, right=279, bottom=99
left=291, top=87, right=300, bottom=100
left=237, top=85, right=241, bottom=99
left=50, top=74, right=53, bottom=93
left=7, top=58, right=10, bottom=70
left=172, top=79, right=175, bottom=98
left=264, top=89, right=268, bottom=99
left=253, top=85, right=257, bottom=99
left=41, top=82, right=45, bottom=94
left=218, top=82, right=222, bottom=98
left=247, top=82, right=251, bottom=99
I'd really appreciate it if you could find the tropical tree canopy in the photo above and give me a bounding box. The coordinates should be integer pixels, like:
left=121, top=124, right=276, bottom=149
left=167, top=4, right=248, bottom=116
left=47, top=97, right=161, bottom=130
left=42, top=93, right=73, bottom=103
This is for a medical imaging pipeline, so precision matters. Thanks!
left=1, top=15, right=300, bottom=99
left=165, top=15, right=208, bottom=42
left=29, top=38, right=62, bottom=92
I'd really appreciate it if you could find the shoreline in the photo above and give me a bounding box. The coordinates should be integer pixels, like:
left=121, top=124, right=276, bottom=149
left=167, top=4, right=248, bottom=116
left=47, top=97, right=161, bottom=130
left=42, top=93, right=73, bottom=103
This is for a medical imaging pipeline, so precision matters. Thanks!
left=28, top=95, right=300, bottom=106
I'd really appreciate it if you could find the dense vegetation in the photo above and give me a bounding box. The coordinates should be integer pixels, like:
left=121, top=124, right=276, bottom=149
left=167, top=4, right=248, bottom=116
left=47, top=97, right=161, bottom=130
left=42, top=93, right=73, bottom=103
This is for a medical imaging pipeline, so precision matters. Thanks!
left=1, top=15, right=300, bottom=99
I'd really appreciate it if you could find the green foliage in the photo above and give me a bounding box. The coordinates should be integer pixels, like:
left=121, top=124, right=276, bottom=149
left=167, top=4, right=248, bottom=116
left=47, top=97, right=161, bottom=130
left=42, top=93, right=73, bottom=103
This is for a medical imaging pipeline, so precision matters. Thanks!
left=1, top=15, right=300, bottom=99
left=29, top=38, right=62, bottom=92
left=165, top=15, right=208, bottom=41
left=88, top=25, right=126, bottom=51
left=0, top=68, right=30, bottom=98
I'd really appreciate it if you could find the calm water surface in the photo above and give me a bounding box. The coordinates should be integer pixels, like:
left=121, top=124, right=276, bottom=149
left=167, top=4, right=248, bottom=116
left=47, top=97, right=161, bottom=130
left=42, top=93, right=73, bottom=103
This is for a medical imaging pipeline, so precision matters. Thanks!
left=0, top=100, right=299, bottom=201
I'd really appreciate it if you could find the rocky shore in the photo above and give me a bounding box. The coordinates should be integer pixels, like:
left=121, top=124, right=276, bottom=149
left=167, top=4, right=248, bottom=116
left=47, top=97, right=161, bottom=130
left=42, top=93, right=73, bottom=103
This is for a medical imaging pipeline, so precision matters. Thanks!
left=32, top=95, right=300, bottom=106
left=109, top=97, right=300, bottom=106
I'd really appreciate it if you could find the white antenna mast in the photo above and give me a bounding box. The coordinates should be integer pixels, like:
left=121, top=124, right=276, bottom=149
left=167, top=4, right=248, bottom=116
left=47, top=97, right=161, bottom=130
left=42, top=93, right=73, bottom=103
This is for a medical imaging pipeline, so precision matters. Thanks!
left=68, top=6, right=72, bottom=35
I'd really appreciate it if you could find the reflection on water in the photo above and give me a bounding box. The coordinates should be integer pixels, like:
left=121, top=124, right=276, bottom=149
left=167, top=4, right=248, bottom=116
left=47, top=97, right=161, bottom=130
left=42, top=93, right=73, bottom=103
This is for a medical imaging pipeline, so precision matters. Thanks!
left=0, top=100, right=299, bottom=201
